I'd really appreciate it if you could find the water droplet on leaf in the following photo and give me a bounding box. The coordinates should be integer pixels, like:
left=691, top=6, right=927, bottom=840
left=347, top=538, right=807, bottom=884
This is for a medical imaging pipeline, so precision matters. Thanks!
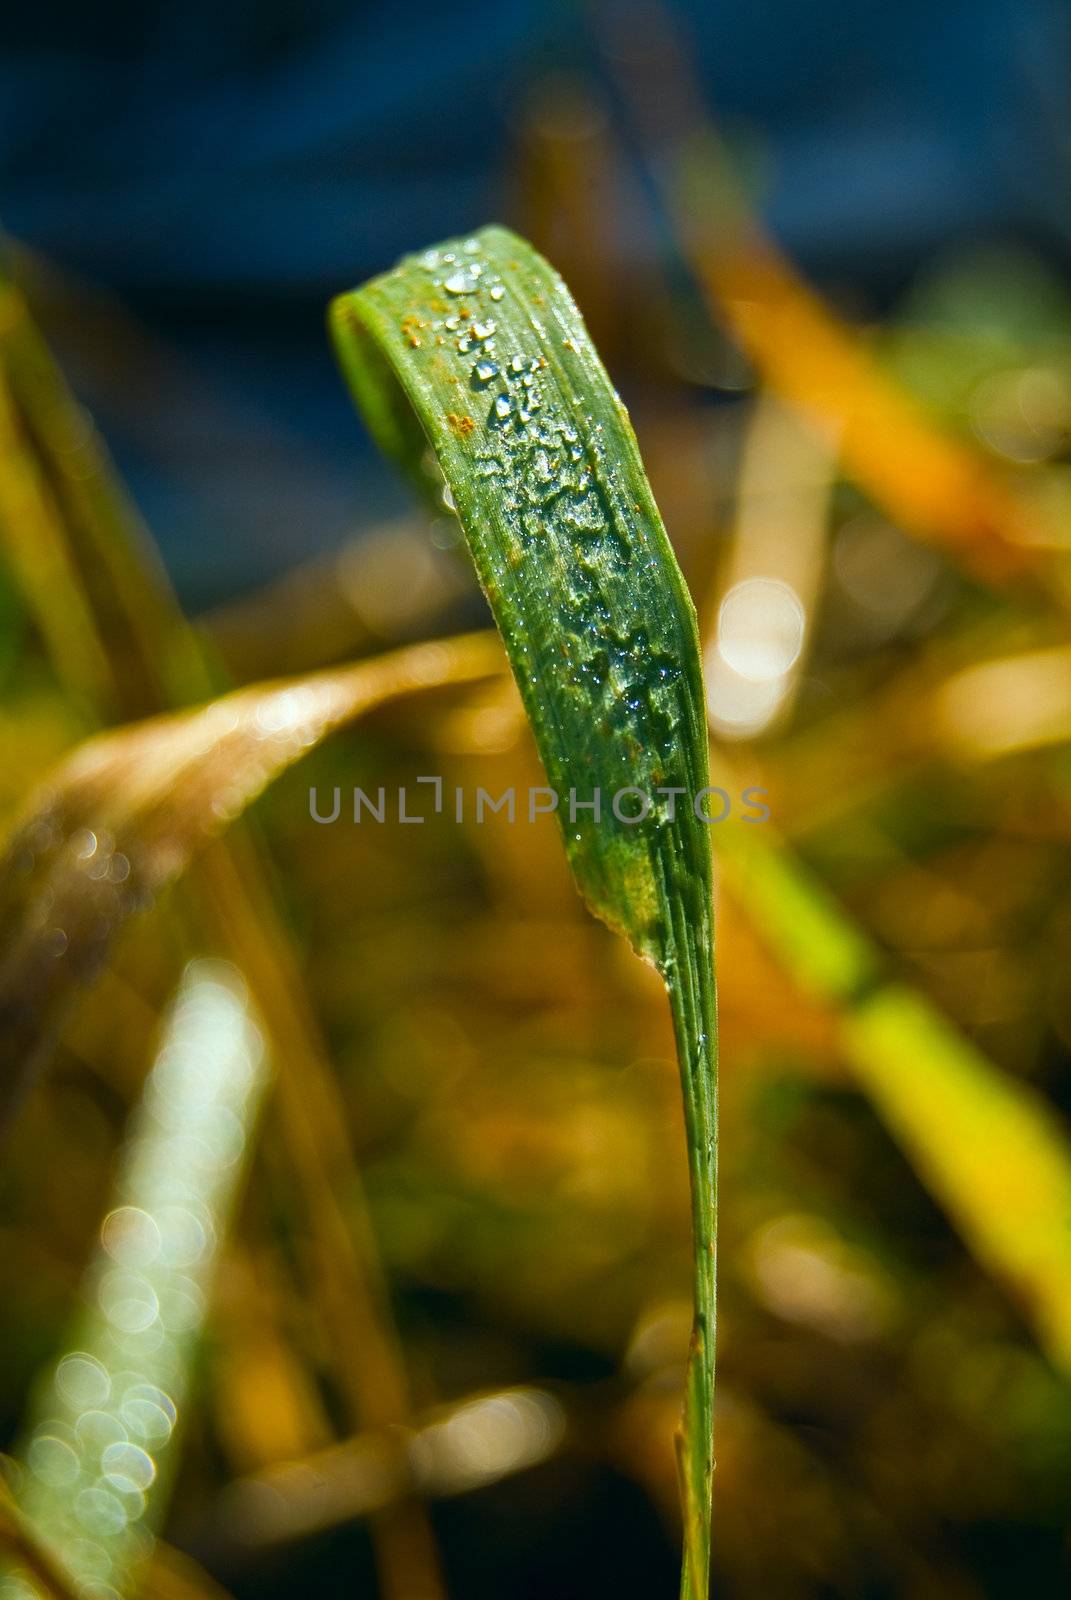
left=444, top=271, right=478, bottom=295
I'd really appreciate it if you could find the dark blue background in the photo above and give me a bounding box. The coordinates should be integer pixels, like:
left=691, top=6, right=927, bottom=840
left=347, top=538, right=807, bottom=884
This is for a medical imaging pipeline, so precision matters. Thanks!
left=3, top=0, right=1068, bottom=601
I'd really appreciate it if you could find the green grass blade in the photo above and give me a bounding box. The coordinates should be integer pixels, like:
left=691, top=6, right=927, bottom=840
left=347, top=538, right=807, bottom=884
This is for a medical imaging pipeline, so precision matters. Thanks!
left=717, top=812, right=1071, bottom=1376
left=1, top=960, right=268, bottom=1600
left=331, top=226, right=718, bottom=1597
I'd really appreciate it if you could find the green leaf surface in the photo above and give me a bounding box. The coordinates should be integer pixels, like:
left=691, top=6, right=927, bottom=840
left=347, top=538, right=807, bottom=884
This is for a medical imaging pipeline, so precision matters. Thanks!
left=331, top=226, right=718, bottom=1597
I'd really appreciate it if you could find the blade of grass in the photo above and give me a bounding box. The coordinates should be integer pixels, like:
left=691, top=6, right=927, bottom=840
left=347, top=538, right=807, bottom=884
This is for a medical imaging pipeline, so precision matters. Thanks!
left=0, top=366, right=113, bottom=716
left=218, top=1384, right=567, bottom=1552
left=0, top=633, right=502, bottom=1124
left=330, top=226, right=718, bottom=1599
left=0, top=278, right=201, bottom=715
left=714, top=796, right=1071, bottom=1373
left=0, top=961, right=268, bottom=1600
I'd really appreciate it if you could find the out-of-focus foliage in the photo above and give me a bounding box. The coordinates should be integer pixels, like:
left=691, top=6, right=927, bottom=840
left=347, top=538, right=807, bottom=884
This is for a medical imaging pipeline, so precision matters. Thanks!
left=2, top=963, right=267, bottom=1600
left=2, top=16, right=1071, bottom=1600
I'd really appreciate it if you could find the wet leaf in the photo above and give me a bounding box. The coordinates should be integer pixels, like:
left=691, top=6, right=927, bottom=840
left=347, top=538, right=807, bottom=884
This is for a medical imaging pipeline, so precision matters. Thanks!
left=331, top=227, right=717, bottom=1597
left=0, top=633, right=502, bottom=1116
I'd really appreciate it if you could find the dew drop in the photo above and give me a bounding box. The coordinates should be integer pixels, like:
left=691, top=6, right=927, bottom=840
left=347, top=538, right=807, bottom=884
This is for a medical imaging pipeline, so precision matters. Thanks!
left=75, top=1408, right=126, bottom=1456
left=494, top=395, right=512, bottom=420
left=121, top=1395, right=173, bottom=1444
left=56, top=1354, right=110, bottom=1410
left=75, top=1486, right=127, bottom=1537
left=98, top=1270, right=159, bottom=1333
left=101, top=1206, right=162, bottom=1269
left=473, top=358, right=499, bottom=384
left=471, top=320, right=495, bottom=341
left=444, top=271, right=478, bottom=295
left=102, top=1440, right=157, bottom=1493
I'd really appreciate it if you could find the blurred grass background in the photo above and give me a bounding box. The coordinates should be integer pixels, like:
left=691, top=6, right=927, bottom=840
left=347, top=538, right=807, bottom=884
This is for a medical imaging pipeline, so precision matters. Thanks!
left=2, top=2, right=1071, bottom=1596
